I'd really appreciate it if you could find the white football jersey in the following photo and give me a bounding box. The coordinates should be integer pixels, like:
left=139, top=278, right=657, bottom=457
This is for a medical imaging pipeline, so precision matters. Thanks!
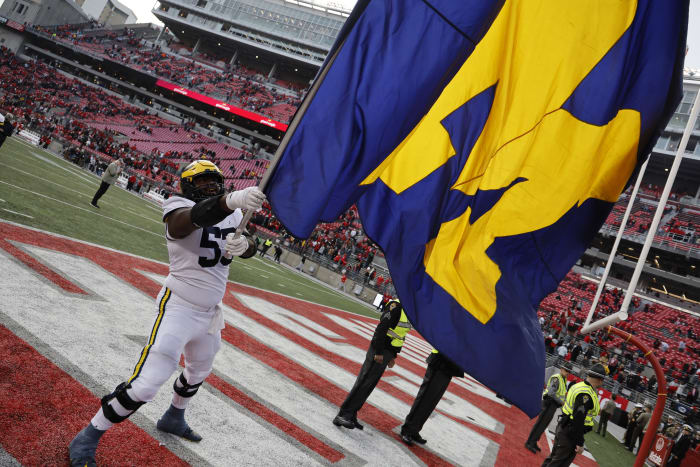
left=162, top=196, right=244, bottom=308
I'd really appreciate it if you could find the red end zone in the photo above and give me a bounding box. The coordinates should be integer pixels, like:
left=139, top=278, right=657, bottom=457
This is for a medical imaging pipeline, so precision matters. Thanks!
left=0, top=221, right=598, bottom=466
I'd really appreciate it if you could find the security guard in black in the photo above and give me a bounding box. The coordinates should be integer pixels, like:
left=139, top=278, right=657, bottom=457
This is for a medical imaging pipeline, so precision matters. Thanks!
left=333, top=300, right=410, bottom=430
left=542, top=364, right=604, bottom=467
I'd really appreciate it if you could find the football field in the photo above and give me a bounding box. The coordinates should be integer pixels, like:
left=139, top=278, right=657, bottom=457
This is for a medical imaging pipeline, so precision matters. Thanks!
left=0, top=137, right=615, bottom=466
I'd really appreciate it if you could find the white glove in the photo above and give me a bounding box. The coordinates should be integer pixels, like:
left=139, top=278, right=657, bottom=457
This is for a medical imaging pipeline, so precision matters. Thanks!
left=225, top=187, right=266, bottom=211
left=224, top=233, right=249, bottom=257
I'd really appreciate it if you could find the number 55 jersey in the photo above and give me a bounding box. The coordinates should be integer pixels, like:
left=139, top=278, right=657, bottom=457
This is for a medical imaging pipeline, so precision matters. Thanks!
left=162, top=196, right=244, bottom=309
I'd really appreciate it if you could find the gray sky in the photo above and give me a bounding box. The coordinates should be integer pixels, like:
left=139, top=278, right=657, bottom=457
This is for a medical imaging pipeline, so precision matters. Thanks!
left=124, top=0, right=700, bottom=70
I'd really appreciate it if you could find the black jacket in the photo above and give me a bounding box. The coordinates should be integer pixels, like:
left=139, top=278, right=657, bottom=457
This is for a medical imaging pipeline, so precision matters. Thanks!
left=565, top=381, right=596, bottom=446
left=371, top=305, right=402, bottom=356
left=671, top=434, right=691, bottom=459
left=0, top=121, right=13, bottom=141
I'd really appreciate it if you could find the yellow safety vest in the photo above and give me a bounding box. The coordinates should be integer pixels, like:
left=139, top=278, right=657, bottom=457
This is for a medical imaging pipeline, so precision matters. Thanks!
left=561, top=381, right=600, bottom=427
left=543, top=373, right=567, bottom=405
left=387, top=310, right=412, bottom=347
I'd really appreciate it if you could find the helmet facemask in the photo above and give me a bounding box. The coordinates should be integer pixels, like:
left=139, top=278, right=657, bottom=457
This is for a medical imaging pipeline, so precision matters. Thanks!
left=182, top=172, right=225, bottom=202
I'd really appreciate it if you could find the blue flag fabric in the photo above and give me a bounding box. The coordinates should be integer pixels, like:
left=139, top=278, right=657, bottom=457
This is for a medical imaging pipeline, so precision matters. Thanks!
left=265, top=0, right=688, bottom=416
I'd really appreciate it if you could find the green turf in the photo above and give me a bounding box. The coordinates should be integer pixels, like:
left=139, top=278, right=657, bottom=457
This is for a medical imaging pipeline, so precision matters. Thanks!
left=0, top=137, right=379, bottom=318
left=584, top=428, right=636, bottom=467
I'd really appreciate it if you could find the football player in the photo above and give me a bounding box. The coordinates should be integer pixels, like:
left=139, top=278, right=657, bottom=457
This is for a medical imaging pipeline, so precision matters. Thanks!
left=69, top=160, right=265, bottom=466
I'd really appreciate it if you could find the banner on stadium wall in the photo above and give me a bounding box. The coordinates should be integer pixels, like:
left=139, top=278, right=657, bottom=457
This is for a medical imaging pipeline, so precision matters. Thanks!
left=5, top=19, right=24, bottom=32
left=597, top=387, right=630, bottom=412
left=155, top=79, right=288, bottom=131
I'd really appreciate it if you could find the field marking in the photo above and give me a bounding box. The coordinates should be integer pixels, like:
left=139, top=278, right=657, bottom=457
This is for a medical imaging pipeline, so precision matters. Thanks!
left=9, top=137, right=99, bottom=188
left=245, top=257, right=370, bottom=304
left=0, top=181, right=162, bottom=238
left=0, top=199, right=5, bottom=202
left=9, top=165, right=163, bottom=227
left=12, top=139, right=161, bottom=215
left=30, top=151, right=98, bottom=186
left=252, top=256, right=377, bottom=309
left=0, top=218, right=378, bottom=324
left=1, top=209, right=33, bottom=219
left=11, top=137, right=95, bottom=185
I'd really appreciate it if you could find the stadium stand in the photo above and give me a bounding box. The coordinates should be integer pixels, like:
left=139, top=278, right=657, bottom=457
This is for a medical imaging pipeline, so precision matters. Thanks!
left=1, top=13, right=698, bottom=417
left=32, top=24, right=304, bottom=124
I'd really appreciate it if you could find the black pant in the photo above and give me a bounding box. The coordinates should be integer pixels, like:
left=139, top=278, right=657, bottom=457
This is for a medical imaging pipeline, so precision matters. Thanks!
left=542, top=421, right=577, bottom=467
left=596, top=412, right=611, bottom=436
left=527, top=399, right=559, bottom=446
left=628, top=426, right=644, bottom=451
left=401, top=362, right=453, bottom=435
left=92, top=181, right=110, bottom=205
left=623, top=422, right=637, bottom=446
left=338, top=346, right=394, bottom=419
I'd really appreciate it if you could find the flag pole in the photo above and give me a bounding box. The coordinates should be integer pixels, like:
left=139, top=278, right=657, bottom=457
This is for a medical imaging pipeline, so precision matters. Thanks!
left=229, top=37, right=347, bottom=241
left=582, top=158, right=649, bottom=331
left=581, top=87, right=700, bottom=334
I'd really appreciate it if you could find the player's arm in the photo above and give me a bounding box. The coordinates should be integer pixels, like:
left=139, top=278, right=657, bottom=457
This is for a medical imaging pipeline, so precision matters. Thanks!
left=166, top=187, right=266, bottom=239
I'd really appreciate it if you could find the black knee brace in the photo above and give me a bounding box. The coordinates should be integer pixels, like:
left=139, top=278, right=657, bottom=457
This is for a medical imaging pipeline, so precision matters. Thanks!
left=101, top=382, right=145, bottom=423
left=173, top=373, right=203, bottom=398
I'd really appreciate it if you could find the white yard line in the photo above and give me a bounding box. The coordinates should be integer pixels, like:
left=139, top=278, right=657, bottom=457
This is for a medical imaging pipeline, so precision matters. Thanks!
left=1, top=209, right=33, bottom=219
left=11, top=166, right=162, bottom=227
left=0, top=181, right=162, bottom=238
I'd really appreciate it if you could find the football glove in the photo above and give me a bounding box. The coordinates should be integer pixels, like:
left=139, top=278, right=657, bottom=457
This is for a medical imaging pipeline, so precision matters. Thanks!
left=224, top=233, right=249, bottom=257
left=225, top=187, right=266, bottom=211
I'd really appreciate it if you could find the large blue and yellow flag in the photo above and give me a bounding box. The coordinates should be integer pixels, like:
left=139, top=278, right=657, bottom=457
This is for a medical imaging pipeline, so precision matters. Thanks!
left=265, top=0, right=688, bottom=416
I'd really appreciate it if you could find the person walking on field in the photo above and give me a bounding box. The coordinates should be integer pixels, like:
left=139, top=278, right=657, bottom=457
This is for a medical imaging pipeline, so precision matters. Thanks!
left=91, top=158, right=124, bottom=208
left=525, top=363, right=572, bottom=453
left=596, top=394, right=617, bottom=437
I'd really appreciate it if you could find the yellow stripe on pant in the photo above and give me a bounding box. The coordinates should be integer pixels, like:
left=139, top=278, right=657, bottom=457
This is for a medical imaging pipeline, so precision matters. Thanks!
left=128, top=288, right=171, bottom=383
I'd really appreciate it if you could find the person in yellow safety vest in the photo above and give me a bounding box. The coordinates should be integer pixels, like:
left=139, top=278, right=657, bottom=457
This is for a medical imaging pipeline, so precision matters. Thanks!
left=259, top=238, right=273, bottom=257
left=333, top=299, right=412, bottom=430
left=542, top=363, right=604, bottom=467
left=400, top=349, right=464, bottom=446
left=525, top=362, right=573, bottom=453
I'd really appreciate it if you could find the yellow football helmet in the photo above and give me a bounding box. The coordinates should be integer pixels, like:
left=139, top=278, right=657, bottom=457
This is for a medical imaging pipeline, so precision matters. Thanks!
left=180, top=160, right=225, bottom=202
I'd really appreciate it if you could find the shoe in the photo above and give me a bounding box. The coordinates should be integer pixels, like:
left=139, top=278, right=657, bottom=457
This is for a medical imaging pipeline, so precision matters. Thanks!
left=353, top=419, right=364, bottom=430
left=69, top=424, right=103, bottom=467
left=157, top=406, right=203, bottom=442
left=401, top=432, right=427, bottom=445
left=90, top=202, right=99, bottom=208
left=70, top=458, right=97, bottom=467
left=332, top=415, right=355, bottom=429
left=524, top=442, right=538, bottom=454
